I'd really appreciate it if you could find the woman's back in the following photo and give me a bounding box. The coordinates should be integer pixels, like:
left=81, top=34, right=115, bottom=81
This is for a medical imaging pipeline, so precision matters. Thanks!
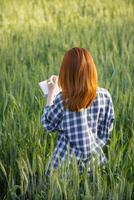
left=41, top=87, right=114, bottom=176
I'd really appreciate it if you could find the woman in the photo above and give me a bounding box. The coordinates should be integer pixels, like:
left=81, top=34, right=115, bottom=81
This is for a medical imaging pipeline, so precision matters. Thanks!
left=41, top=47, right=115, bottom=177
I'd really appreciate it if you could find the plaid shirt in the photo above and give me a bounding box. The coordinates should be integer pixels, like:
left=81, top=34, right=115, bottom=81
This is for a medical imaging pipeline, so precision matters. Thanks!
left=41, top=87, right=114, bottom=176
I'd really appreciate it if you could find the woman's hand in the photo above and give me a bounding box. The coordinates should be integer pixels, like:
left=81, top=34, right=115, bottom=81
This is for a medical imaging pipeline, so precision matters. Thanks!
left=47, top=75, right=58, bottom=95
left=46, top=75, right=59, bottom=106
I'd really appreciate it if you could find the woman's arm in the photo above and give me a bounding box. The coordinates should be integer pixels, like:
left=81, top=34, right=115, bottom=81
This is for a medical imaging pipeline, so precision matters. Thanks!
left=46, top=75, right=59, bottom=106
left=46, top=92, right=55, bottom=106
left=41, top=75, right=63, bottom=132
left=96, top=94, right=115, bottom=147
left=41, top=93, right=63, bottom=132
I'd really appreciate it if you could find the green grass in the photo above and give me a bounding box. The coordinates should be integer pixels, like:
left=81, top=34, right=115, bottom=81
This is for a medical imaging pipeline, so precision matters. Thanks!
left=0, top=0, right=134, bottom=199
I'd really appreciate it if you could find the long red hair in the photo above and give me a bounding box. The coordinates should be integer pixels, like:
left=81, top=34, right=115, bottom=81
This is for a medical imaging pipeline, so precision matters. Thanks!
left=58, top=47, right=98, bottom=112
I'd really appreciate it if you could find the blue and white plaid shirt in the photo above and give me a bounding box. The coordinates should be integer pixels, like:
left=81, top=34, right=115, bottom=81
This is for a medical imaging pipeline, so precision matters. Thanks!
left=41, top=87, right=114, bottom=176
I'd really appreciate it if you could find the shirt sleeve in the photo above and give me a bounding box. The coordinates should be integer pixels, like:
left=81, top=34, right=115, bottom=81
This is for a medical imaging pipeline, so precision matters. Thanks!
left=96, top=93, right=115, bottom=147
left=41, top=93, right=64, bottom=132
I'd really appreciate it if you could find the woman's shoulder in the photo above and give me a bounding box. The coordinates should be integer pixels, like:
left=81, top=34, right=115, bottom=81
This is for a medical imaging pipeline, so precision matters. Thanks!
left=96, top=87, right=113, bottom=106
left=97, top=87, right=112, bottom=98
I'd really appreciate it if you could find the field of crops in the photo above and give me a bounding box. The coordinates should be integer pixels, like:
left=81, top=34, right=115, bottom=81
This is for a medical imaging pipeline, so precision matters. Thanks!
left=0, top=0, right=134, bottom=199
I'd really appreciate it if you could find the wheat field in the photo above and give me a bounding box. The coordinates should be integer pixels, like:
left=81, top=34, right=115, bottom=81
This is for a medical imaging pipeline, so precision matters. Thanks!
left=0, top=0, right=134, bottom=199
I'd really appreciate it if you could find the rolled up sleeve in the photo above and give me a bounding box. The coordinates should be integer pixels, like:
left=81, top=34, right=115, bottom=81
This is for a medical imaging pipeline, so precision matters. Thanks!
left=41, top=93, right=63, bottom=132
left=96, top=94, right=115, bottom=147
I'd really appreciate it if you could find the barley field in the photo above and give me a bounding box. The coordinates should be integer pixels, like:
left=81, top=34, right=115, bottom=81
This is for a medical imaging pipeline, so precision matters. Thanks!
left=0, top=0, right=134, bottom=199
